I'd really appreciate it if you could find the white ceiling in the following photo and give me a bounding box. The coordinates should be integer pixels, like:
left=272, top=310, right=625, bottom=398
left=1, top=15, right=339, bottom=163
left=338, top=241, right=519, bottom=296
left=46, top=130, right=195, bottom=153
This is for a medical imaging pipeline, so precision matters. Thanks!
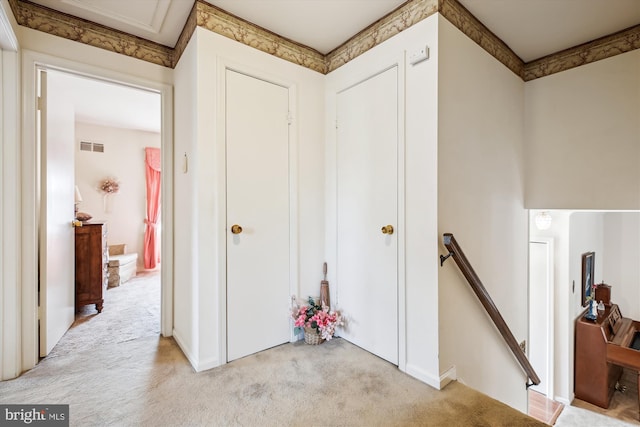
left=205, top=0, right=407, bottom=54
left=50, top=71, right=161, bottom=133
left=458, top=0, right=640, bottom=63
left=32, top=0, right=640, bottom=132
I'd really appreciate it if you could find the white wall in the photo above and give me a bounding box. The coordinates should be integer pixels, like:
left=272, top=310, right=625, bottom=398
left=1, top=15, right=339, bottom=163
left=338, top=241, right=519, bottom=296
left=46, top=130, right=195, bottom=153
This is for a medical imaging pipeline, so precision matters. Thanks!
left=437, top=16, right=528, bottom=411
left=325, top=14, right=440, bottom=388
left=569, top=213, right=604, bottom=316
left=173, top=27, right=325, bottom=371
left=525, top=50, right=640, bottom=210
left=603, top=212, right=640, bottom=320
left=172, top=33, right=199, bottom=368
left=75, top=122, right=160, bottom=271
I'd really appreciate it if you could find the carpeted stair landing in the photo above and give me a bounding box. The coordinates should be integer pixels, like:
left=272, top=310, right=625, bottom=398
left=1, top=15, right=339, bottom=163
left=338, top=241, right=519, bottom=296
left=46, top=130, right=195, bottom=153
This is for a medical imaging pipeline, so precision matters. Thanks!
left=1, top=334, right=545, bottom=426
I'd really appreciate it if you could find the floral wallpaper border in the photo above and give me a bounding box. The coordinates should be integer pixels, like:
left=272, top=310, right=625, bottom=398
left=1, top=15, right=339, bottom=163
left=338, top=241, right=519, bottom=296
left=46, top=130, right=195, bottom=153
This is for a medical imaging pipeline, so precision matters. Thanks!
left=439, top=0, right=524, bottom=78
left=523, top=24, right=640, bottom=81
left=196, top=1, right=326, bottom=74
left=325, top=0, right=439, bottom=73
left=8, top=0, right=640, bottom=81
left=10, top=0, right=173, bottom=68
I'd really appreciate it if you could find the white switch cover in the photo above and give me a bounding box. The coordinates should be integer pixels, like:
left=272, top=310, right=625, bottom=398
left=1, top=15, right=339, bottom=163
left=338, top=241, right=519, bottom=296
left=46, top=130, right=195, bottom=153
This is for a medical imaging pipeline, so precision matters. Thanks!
left=409, top=46, right=429, bottom=65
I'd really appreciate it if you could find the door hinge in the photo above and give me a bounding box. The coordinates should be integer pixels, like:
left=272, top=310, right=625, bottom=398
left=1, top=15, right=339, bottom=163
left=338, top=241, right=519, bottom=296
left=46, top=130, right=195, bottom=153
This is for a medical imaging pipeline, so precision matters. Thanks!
left=335, top=119, right=338, bottom=129
left=287, top=111, right=293, bottom=125
left=37, top=96, right=43, bottom=111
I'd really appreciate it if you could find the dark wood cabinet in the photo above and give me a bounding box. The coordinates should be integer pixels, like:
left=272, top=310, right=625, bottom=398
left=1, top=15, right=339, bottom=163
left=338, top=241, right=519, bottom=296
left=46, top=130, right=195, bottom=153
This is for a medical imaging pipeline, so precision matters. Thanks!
left=74, top=222, right=107, bottom=312
left=575, top=304, right=623, bottom=408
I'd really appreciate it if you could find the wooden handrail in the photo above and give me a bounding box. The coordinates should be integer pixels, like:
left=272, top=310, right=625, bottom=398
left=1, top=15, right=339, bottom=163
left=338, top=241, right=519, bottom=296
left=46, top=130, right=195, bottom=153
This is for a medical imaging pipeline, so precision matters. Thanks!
left=442, top=233, right=541, bottom=387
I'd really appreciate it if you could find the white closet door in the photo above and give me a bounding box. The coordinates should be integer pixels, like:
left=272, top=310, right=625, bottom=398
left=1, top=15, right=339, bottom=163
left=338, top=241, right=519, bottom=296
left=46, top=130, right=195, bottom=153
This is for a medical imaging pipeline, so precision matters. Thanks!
left=336, top=66, right=399, bottom=365
left=226, top=70, right=291, bottom=361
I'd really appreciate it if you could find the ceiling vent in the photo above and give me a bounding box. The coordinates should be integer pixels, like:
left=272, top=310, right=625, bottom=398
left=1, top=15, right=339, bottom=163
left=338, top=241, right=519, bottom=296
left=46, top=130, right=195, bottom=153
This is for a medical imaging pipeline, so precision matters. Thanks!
left=80, top=141, right=104, bottom=153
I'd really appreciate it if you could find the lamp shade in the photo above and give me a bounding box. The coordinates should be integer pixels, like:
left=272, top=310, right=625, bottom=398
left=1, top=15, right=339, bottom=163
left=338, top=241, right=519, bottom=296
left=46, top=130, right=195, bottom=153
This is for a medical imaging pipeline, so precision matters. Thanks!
left=75, top=185, right=83, bottom=203
left=535, top=211, right=552, bottom=230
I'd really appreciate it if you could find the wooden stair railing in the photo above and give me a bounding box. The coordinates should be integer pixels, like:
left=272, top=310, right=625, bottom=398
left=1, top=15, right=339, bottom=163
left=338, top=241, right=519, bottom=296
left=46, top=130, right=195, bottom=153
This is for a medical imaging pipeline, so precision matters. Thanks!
left=441, top=233, right=541, bottom=388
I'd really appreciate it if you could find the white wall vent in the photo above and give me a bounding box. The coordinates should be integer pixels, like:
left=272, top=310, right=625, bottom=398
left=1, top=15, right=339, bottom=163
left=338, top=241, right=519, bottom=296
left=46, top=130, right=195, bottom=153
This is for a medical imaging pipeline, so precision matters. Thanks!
left=80, top=141, right=105, bottom=153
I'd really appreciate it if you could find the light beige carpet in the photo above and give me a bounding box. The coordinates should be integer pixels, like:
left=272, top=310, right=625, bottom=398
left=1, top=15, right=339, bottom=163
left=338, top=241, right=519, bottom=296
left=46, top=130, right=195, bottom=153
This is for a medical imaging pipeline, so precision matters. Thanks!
left=1, top=271, right=547, bottom=426
left=1, top=336, right=545, bottom=426
left=47, top=271, right=161, bottom=358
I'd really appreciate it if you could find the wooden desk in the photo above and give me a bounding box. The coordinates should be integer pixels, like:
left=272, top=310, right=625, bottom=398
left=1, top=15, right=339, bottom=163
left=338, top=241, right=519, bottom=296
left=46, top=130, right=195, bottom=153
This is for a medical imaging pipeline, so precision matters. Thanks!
left=575, top=304, right=640, bottom=419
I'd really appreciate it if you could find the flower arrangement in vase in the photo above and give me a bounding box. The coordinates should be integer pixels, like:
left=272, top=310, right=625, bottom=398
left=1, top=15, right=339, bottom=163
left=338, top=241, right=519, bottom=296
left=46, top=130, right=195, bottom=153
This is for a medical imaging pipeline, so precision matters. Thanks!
left=291, top=296, right=342, bottom=344
left=99, top=177, right=120, bottom=213
left=99, top=177, right=120, bottom=195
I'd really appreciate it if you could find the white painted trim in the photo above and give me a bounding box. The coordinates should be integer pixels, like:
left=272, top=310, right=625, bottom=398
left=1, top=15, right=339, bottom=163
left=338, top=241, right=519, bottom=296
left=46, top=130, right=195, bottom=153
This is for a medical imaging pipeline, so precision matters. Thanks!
left=216, top=57, right=301, bottom=364
left=174, top=328, right=220, bottom=372
left=20, top=49, right=174, bottom=371
left=172, top=329, right=197, bottom=371
left=0, top=45, right=21, bottom=380
left=0, top=1, right=18, bottom=51
left=406, top=362, right=445, bottom=389
left=396, top=54, right=407, bottom=374
left=21, top=51, right=39, bottom=372
left=439, top=365, right=457, bottom=389
left=529, top=237, right=555, bottom=399
left=160, top=83, right=174, bottom=338
left=215, top=56, right=227, bottom=367
left=288, top=84, right=300, bottom=344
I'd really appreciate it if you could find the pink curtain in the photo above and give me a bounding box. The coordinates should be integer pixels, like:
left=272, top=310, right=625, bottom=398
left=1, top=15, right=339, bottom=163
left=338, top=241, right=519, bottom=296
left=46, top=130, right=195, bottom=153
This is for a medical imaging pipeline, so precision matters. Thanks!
left=144, top=147, right=161, bottom=269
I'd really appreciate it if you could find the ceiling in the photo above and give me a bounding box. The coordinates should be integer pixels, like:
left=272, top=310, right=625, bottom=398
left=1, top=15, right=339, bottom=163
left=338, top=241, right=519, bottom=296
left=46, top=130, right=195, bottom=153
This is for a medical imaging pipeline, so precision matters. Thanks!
left=30, top=0, right=640, bottom=132
left=49, top=71, right=161, bottom=134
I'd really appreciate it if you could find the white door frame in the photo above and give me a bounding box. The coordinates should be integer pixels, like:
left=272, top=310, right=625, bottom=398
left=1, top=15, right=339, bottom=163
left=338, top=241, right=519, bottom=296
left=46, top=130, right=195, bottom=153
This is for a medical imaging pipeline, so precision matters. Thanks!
left=529, top=237, right=555, bottom=399
left=0, top=2, right=20, bottom=380
left=20, top=50, right=174, bottom=371
left=215, top=59, right=299, bottom=364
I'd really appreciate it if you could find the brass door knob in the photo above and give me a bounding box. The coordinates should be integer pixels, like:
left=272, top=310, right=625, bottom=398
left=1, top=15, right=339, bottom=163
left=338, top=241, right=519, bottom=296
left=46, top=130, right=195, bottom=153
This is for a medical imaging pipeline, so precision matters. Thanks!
left=381, top=225, right=394, bottom=235
left=231, top=224, right=243, bottom=234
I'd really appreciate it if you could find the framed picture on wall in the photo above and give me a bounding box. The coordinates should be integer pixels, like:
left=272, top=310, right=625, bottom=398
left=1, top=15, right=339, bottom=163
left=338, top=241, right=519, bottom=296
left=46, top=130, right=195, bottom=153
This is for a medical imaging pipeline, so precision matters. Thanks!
left=582, top=252, right=595, bottom=307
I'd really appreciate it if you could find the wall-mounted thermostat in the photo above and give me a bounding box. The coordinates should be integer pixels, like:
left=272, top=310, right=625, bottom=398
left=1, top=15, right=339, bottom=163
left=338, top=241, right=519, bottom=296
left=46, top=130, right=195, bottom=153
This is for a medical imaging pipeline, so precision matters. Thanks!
left=409, top=46, right=430, bottom=65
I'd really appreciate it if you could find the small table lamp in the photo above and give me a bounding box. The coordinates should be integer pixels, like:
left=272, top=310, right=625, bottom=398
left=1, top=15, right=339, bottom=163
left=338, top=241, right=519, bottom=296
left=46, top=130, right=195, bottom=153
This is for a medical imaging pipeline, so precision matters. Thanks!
left=74, top=185, right=83, bottom=217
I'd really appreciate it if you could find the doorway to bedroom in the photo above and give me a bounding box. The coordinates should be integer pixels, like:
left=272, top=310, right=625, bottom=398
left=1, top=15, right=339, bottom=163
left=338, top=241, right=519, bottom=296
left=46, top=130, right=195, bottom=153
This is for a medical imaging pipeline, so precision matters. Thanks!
left=40, top=69, right=163, bottom=358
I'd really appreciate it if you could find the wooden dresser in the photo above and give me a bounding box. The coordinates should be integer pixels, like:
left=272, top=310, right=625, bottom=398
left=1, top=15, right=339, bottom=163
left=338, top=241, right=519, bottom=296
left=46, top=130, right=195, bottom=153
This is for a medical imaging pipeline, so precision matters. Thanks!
left=74, top=222, right=108, bottom=312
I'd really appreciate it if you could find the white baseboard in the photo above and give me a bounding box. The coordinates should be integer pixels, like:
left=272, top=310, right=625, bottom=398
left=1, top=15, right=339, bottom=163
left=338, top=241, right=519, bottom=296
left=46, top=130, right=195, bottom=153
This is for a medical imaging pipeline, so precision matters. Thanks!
left=405, top=363, right=442, bottom=389
left=172, top=329, right=220, bottom=372
left=439, top=365, right=457, bottom=389
left=172, top=329, right=196, bottom=369
left=196, top=356, right=220, bottom=372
